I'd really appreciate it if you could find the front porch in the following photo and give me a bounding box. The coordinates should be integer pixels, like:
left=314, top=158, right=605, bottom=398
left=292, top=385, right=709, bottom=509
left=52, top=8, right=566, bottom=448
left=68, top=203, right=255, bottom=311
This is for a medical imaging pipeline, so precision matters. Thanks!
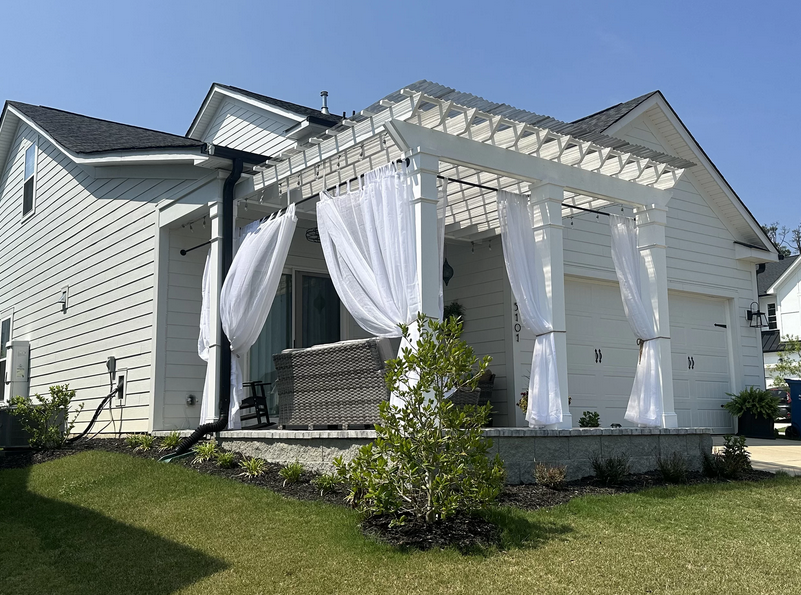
left=150, top=81, right=741, bottom=436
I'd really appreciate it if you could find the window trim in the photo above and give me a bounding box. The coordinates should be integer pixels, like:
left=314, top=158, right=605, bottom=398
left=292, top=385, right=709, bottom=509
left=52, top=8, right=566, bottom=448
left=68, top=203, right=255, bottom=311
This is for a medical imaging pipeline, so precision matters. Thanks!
left=0, top=309, right=14, bottom=403
left=21, top=142, right=37, bottom=221
left=768, top=302, right=777, bottom=330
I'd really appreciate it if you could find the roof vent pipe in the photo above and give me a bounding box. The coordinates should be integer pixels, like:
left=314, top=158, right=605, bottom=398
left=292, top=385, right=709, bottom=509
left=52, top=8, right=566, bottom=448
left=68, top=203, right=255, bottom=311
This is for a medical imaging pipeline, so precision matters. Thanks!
left=320, top=90, right=329, bottom=114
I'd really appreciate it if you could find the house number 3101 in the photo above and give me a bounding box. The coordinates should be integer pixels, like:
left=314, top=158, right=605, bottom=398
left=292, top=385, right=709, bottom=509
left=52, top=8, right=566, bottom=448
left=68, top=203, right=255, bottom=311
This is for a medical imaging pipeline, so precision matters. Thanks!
left=513, top=302, right=521, bottom=342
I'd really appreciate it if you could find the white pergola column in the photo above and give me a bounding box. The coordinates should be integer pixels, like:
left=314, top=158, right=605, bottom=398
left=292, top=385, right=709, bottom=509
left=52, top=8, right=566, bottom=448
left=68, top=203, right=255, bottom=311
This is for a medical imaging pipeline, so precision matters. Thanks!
left=528, top=183, right=572, bottom=429
left=206, top=201, right=224, bottom=421
left=635, top=204, right=678, bottom=428
left=408, top=149, right=442, bottom=320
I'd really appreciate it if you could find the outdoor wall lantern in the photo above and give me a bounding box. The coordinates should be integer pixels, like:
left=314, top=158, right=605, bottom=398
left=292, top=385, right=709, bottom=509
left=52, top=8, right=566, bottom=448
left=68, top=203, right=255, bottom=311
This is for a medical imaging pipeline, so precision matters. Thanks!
left=442, top=258, right=454, bottom=286
left=746, top=302, right=768, bottom=328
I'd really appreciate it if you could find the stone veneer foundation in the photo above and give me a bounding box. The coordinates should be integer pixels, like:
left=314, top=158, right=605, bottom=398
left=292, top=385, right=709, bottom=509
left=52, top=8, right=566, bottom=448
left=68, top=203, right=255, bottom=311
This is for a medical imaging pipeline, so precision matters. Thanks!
left=199, top=427, right=714, bottom=484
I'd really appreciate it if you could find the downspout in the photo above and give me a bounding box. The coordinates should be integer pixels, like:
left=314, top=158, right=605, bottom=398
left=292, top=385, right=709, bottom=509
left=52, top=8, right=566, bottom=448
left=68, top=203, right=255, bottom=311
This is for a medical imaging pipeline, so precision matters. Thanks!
left=169, top=157, right=243, bottom=457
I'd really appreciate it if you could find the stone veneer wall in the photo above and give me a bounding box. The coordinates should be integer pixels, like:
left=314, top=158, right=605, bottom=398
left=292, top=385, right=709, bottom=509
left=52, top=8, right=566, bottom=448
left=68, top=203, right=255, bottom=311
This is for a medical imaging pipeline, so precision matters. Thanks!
left=215, top=427, right=713, bottom=484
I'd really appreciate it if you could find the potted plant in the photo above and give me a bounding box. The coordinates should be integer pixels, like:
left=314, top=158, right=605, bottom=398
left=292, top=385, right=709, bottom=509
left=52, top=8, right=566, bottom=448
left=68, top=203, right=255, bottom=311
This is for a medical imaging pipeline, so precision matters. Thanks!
left=723, top=386, right=779, bottom=440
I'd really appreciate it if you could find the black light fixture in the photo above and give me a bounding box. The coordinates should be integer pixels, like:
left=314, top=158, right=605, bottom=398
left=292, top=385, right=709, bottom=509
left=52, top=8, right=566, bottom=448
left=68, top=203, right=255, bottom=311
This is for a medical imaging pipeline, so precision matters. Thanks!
left=442, top=258, right=454, bottom=286
left=305, top=227, right=321, bottom=243
left=746, top=302, right=768, bottom=328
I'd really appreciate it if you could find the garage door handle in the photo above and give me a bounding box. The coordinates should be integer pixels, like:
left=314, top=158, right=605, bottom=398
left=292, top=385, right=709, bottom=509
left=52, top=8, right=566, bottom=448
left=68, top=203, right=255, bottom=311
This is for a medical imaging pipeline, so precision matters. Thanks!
left=688, top=356, right=692, bottom=370
left=598, top=349, right=602, bottom=363
left=691, top=357, right=695, bottom=370
left=595, top=349, right=599, bottom=363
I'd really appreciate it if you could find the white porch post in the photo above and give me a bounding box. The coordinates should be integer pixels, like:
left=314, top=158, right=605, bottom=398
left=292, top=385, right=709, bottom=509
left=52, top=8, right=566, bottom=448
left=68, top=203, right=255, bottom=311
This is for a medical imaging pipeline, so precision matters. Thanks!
left=635, top=204, right=678, bottom=428
left=206, top=201, right=224, bottom=422
left=408, top=149, right=441, bottom=319
left=528, top=183, right=572, bottom=429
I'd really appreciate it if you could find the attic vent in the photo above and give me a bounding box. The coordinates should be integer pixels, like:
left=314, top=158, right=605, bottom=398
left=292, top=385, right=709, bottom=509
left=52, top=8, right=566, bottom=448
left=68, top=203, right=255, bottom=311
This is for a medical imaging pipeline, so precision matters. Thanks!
left=320, top=91, right=330, bottom=115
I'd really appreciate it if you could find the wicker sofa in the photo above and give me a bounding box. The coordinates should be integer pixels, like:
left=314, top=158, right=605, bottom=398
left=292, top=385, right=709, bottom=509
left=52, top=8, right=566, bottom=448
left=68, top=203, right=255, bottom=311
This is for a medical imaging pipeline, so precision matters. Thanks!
left=272, top=338, right=394, bottom=429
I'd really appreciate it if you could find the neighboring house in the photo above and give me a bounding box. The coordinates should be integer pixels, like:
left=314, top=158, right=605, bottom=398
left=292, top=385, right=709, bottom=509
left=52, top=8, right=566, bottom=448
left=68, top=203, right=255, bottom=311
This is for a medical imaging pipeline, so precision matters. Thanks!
left=758, top=255, right=801, bottom=386
left=0, top=81, right=778, bottom=435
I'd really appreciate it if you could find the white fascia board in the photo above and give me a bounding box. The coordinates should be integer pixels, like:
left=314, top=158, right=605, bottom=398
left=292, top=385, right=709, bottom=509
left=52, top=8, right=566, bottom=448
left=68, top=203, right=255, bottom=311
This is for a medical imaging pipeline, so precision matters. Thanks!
left=7, top=104, right=208, bottom=167
left=386, top=119, right=670, bottom=207
left=189, top=85, right=307, bottom=140
left=767, top=257, right=801, bottom=294
left=603, top=95, right=777, bottom=255
left=735, top=242, right=779, bottom=264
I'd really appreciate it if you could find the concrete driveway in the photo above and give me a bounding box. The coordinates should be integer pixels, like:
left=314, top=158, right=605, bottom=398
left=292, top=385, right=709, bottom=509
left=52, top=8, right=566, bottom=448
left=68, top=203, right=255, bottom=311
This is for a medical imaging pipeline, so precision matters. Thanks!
left=713, top=434, right=801, bottom=475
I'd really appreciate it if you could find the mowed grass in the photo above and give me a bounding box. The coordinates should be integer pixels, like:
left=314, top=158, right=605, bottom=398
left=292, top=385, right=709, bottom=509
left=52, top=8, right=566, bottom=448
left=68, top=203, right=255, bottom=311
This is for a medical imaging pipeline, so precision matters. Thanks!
left=1, top=451, right=800, bottom=595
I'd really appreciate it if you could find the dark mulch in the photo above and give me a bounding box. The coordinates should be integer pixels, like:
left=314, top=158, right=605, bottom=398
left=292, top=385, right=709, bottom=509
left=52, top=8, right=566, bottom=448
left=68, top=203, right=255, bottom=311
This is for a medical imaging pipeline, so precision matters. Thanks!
left=500, top=468, right=774, bottom=511
left=361, top=513, right=501, bottom=552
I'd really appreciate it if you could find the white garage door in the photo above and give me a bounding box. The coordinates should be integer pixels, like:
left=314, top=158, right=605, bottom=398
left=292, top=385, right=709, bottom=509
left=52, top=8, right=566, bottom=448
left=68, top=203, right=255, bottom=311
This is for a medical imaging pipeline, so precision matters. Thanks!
left=669, top=293, right=733, bottom=433
left=566, top=280, right=734, bottom=432
left=566, top=279, right=638, bottom=427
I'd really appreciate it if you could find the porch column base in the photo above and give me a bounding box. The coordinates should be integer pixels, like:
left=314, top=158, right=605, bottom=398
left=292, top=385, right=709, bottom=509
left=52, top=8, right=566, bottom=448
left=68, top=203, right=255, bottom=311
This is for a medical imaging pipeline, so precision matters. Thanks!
left=662, top=412, right=679, bottom=429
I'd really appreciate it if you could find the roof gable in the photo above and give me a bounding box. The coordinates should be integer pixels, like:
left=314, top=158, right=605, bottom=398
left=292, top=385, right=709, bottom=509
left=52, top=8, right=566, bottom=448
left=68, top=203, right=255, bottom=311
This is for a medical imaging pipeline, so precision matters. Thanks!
left=588, top=91, right=776, bottom=254
left=571, top=91, right=659, bottom=133
left=760, top=255, right=801, bottom=295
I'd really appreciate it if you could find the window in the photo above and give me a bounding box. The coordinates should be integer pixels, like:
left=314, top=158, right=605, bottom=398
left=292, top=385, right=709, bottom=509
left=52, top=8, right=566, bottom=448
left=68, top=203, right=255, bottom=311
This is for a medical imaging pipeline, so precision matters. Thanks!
left=22, top=143, right=36, bottom=217
left=0, top=316, right=11, bottom=402
left=768, top=303, right=777, bottom=330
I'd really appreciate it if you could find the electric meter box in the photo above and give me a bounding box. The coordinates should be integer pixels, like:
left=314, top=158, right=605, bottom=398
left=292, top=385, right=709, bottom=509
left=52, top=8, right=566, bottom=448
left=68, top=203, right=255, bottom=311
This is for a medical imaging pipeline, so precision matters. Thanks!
left=6, top=340, right=30, bottom=401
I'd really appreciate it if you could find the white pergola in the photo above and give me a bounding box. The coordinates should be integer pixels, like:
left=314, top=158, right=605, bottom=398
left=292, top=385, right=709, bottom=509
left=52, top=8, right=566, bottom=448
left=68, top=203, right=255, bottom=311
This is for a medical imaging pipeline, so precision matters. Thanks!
left=214, top=81, right=696, bottom=428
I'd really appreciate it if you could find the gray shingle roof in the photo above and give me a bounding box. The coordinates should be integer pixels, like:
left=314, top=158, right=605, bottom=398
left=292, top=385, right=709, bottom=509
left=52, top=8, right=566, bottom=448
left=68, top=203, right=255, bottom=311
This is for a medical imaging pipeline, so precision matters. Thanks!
left=571, top=92, right=659, bottom=132
left=365, top=81, right=695, bottom=170
left=757, top=255, right=799, bottom=295
left=7, top=101, right=205, bottom=154
left=216, top=84, right=342, bottom=127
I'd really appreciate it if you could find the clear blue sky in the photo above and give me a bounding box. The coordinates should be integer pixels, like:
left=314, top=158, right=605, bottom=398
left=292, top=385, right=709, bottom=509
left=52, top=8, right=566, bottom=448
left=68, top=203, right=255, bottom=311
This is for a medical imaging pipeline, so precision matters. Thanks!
left=1, top=0, right=797, bottom=228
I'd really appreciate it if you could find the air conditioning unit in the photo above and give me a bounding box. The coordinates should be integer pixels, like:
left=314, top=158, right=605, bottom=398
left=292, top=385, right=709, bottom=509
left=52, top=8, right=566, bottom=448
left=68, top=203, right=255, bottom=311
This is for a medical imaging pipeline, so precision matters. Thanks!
left=5, top=340, right=30, bottom=401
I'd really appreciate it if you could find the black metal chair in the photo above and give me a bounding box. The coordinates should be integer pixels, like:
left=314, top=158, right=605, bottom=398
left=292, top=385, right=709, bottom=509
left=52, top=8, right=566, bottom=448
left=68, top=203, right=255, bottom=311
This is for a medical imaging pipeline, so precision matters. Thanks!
left=240, top=381, right=273, bottom=427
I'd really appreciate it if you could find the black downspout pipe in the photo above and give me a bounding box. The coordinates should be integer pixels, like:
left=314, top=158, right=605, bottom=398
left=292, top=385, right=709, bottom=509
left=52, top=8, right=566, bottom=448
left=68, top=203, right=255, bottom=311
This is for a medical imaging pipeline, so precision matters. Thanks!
left=172, top=158, right=243, bottom=456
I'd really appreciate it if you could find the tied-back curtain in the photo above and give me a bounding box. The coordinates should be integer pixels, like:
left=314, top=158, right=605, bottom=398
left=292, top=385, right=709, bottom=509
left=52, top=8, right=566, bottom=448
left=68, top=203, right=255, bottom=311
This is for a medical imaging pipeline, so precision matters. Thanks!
left=497, top=190, right=562, bottom=426
left=317, top=164, right=447, bottom=338
left=199, top=205, right=298, bottom=430
left=609, top=214, right=663, bottom=427
left=198, top=252, right=216, bottom=425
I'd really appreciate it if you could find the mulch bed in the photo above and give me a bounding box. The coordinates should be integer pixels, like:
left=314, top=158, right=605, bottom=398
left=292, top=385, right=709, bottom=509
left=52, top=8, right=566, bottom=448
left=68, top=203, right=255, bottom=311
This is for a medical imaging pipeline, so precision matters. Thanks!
left=0, top=437, right=776, bottom=551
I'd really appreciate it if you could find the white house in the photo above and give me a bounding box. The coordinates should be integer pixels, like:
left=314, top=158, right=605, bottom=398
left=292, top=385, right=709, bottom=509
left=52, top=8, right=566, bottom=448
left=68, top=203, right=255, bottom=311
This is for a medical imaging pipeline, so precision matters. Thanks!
left=758, top=255, right=801, bottom=386
left=0, top=81, right=778, bottom=437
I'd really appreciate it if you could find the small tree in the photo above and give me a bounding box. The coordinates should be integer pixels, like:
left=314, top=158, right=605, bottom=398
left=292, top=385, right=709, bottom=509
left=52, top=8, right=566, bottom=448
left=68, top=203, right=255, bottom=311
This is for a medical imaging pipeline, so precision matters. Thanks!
left=770, top=335, right=801, bottom=390
left=9, top=385, right=83, bottom=450
left=335, top=313, right=504, bottom=525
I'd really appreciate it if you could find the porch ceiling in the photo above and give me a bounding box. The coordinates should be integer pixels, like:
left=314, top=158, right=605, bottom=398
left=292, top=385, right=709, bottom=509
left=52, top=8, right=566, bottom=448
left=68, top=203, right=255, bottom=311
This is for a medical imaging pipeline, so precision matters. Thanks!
left=239, top=81, right=693, bottom=241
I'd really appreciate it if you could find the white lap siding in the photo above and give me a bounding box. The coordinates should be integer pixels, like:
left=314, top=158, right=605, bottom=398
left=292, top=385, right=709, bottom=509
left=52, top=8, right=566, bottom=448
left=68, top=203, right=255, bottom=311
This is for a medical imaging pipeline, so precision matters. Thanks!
left=202, top=98, right=297, bottom=157
left=0, top=123, right=198, bottom=434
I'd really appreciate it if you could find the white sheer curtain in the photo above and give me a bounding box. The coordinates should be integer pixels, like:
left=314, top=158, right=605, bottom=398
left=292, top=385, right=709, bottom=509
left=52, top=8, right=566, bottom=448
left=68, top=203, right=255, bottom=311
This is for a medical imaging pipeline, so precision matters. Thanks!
left=198, top=205, right=298, bottom=429
left=198, top=252, right=216, bottom=425
left=317, top=164, right=446, bottom=407
left=609, top=214, right=663, bottom=427
left=497, top=190, right=563, bottom=426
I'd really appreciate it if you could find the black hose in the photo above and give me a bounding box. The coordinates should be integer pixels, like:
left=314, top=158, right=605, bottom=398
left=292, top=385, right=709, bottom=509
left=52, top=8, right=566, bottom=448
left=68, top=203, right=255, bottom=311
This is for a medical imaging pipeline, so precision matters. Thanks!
left=172, top=413, right=228, bottom=455
left=67, top=389, right=117, bottom=444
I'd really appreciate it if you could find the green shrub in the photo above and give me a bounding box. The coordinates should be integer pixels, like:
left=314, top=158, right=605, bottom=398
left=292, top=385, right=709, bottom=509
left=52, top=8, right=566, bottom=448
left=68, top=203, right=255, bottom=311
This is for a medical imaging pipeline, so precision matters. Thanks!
left=135, top=434, right=155, bottom=452
left=215, top=451, right=236, bottom=469
left=533, top=463, right=567, bottom=488
left=703, top=435, right=751, bottom=479
left=159, top=431, right=182, bottom=452
left=656, top=452, right=689, bottom=484
left=312, top=473, right=340, bottom=496
left=192, top=441, right=219, bottom=464
left=9, top=385, right=83, bottom=450
left=336, top=313, right=505, bottom=525
left=126, top=434, right=144, bottom=449
left=279, top=462, right=304, bottom=486
left=579, top=411, right=600, bottom=428
left=723, top=386, right=779, bottom=420
left=591, top=453, right=630, bottom=484
left=239, top=456, right=266, bottom=478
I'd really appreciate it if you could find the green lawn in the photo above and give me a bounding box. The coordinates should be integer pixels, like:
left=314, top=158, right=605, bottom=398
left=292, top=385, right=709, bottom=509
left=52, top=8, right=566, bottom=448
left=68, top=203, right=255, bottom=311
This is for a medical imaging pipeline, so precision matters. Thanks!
left=1, top=451, right=799, bottom=595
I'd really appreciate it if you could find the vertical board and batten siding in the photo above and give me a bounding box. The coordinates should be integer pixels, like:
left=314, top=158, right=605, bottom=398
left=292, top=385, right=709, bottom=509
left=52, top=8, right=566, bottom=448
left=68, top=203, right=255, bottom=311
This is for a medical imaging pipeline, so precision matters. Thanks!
left=443, top=242, right=511, bottom=425
left=0, top=122, right=197, bottom=433
left=201, top=97, right=298, bottom=157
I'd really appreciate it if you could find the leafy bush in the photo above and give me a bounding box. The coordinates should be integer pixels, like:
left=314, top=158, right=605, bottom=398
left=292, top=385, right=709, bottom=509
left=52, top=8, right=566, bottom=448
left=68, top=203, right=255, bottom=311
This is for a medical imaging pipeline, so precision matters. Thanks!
left=215, top=451, right=236, bottom=469
left=723, top=386, right=779, bottom=420
left=239, top=456, right=266, bottom=478
left=703, top=435, right=751, bottom=479
left=9, top=385, right=83, bottom=450
left=443, top=301, right=465, bottom=325
left=279, top=462, right=304, bottom=486
left=192, top=441, right=219, bottom=464
left=135, top=434, right=155, bottom=452
left=126, top=434, right=144, bottom=449
left=579, top=411, right=600, bottom=428
left=533, top=463, right=567, bottom=488
left=656, top=452, right=689, bottom=484
left=591, top=453, right=630, bottom=484
left=336, top=313, right=505, bottom=525
left=159, top=431, right=182, bottom=452
left=312, top=473, right=341, bottom=496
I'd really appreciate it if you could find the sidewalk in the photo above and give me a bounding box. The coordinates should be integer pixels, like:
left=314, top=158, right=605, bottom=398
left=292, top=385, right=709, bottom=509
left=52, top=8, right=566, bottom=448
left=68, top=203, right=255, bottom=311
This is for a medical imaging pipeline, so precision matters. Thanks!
left=713, top=434, right=801, bottom=476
